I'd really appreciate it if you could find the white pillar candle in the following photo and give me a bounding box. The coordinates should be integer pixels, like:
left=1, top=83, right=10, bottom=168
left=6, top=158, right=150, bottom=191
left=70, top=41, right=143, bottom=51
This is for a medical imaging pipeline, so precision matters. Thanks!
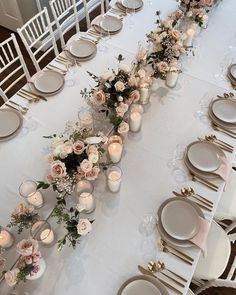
left=183, top=29, right=195, bottom=47
left=0, top=230, right=14, bottom=249
left=130, top=111, right=142, bottom=132
left=139, top=87, right=151, bottom=104
left=40, top=229, right=54, bottom=245
left=79, top=113, right=93, bottom=130
left=108, top=170, right=122, bottom=193
left=108, top=143, right=123, bottom=163
left=166, top=71, right=179, bottom=88
left=27, top=191, right=44, bottom=208
left=151, top=77, right=159, bottom=91
left=78, top=192, right=95, bottom=213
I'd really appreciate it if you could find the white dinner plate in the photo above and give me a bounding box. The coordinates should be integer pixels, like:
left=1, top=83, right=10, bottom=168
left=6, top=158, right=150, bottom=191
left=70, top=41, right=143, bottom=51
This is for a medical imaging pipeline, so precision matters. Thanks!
left=161, top=199, right=200, bottom=240
left=64, top=47, right=97, bottom=62
left=212, top=99, right=236, bottom=123
left=121, top=0, right=143, bottom=10
left=100, top=16, right=123, bottom=33
left=228, top=64, right=236, bottom=80
left=32, top=71, right=64, bottom=94
left=117, top=275, right=169, bottom=295
left=68, top=39, right=97, bottom=58
left=157, top=197, right=204, bottom=248
left=187, top=141, right=224, bottom=172
left=208, top=107, right=236, bottom=130
left=0, top=109, right=22, bottom=137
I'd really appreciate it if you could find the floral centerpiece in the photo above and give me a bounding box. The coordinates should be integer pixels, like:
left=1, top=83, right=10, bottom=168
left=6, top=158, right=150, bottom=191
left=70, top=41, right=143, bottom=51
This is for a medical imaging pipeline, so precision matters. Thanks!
left=147, top=11, right=185, bottom=79
left=38, top=122, right=107, bottom=197
left=81, top=55, right=141, bottom=132
left=4, top=239, right=45, bottom=287
left=7, top=203, right=40, bottom=234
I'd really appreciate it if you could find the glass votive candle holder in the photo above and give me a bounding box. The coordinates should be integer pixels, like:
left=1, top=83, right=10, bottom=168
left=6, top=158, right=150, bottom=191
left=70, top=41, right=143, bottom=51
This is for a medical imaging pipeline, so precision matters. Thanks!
left=78, top=109, right=94, bottom=131
left=139, top=86, right=152, bottom=105
left=31, top=220, right=55, bottom=247
left=19, top=180, right=44, bottom=209
left=0, top=228, right=14, bottom=249
left=107, top=135, right=123, bottom=163
left=77, top=180, right=95, bottom=213
left=107, top=166, right=122, bottom=193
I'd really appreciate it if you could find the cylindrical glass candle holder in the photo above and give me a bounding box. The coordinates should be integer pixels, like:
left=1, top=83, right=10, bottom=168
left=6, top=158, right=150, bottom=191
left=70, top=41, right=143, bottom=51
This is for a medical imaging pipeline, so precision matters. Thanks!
left=139, top=86, right=152, bottom=105
left=77, top=181, right=95, bottom=213
left=107, top=166, right=122, bottom=193
left=31, top=220, right=55, bottom=247
left=0, top=228, right=14, bottom=249
left=19, top=180, right=44, bottom=209
left=129, top=109, right=142, bottom=132
left=78, top=109, right=94, bottom=131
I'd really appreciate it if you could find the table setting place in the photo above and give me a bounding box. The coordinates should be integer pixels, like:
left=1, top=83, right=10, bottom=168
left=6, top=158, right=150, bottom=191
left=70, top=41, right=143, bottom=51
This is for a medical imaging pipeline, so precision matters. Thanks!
left=1, top=0, right=236, bottom=295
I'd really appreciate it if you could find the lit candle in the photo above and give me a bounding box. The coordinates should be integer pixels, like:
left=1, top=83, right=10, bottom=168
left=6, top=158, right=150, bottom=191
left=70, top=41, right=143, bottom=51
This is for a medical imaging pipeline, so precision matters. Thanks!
left=40, top=229, right=54, bottom=245
left=107, top=167, right=122, bottom=193
left=0, top=229, right=14, bottom=249
left=130, top=111, right=142, bottom=132
left=108, top=142, right=123, bottom=163
left=183, top=29, right=195, bottom=47
left=78, top=192, right=95, bottom=213
left=166, top=70, right=179, bottom=88
left=79, top=113, right=93, bottom=130
left=139, top=87, right=151, bottom=104
left=27, top=191, right=43, bottom=208
left=19, top=181, right=44, bottom=209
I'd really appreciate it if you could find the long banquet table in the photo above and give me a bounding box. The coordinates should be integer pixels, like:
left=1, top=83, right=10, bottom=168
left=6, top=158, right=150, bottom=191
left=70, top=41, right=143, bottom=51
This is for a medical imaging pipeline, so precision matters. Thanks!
left=1, top=0, right=236, bottom=294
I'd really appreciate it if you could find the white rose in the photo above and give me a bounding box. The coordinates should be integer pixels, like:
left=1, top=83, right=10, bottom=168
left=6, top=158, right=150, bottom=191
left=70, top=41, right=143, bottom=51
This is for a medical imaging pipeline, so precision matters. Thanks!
left=80, top=159, right=93, bottom=173
left=53, top=144, right=68, bottom=159
left=119, top=63, right=131, bottom=73
left=5, top=268, right=20, bottom=287
left=118, top=121, right=129, bottom=135
left=88, top=153, right=99, bottom=163
left=100, top=70, right=113, bottom=81
left=77, top=219, right=92, bottom=236
left=51, top=137, right=64, bottom=148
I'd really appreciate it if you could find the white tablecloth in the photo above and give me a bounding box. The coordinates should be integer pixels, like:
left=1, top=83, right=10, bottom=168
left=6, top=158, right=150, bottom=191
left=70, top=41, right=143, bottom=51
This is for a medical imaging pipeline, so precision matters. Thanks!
left=1, top=0, right=236, bottom=294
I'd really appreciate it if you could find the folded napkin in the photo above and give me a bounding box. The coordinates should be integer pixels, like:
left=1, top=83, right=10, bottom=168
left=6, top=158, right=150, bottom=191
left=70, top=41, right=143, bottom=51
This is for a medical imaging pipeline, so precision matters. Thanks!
left=215, top=157, right=232, bottom=183
left=190, top=217, right=210, bottom=256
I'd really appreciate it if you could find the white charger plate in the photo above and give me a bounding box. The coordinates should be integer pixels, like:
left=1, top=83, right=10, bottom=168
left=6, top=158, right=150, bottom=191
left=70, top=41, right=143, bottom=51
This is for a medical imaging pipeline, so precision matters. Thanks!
left=161, top=199, right=200, bottom=240
left=228, top=64, right=236, bottom=80
left=68, top=39, right=97, bottom=58
left=187, top=141, right=225, bottom=172
left=100, top=15, right=123, bottom=32
left=0, top=109, right=22, bottom=137
left=117, top=275, right=168, bottom=295
left=157, top=197, right=204, bottom=248
left=208, top=107, right=236, bottom=130
left=121, top=0, right=143, bottom=10
left=65, top=47, right=97, bottom=62
left=32, top=71, right=64, bottom=94
left=212, top=99, right=236, bottom=123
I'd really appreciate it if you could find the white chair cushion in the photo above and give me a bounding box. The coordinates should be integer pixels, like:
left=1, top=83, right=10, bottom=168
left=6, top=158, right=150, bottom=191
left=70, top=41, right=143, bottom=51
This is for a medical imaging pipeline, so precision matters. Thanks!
left=215, top=169, right=236, bottom=220
left=194, top=221, right=231, bottom=280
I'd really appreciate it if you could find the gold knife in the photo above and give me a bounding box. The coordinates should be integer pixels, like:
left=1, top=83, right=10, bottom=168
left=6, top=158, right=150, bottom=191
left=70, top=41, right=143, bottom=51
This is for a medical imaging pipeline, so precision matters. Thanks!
left=21, top=88, right=47, bottom=101
left=138, top=265, right=183, bottom=295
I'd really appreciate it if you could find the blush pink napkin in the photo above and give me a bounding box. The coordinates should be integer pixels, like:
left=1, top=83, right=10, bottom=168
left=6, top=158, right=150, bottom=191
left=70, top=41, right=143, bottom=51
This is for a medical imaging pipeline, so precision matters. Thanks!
left=215, top=157, right=232, bottom=184
left=190, top=217, right=210, bottom=256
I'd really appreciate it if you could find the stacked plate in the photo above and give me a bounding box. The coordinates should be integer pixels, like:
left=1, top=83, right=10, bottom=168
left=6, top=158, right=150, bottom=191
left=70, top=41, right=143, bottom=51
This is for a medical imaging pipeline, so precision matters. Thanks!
left=65, top=39, right=97, bottom=61
left=209, top=98, right=236, bottom=130
left=29, top=70, right=64, bottom=96
left=92, top=15, right=123, bottom=35
left=117, top=0, right=143, bottom=12
left=117, top=275, right=169, bottom=295
left=0, top=109, right=23, bottom=141
left=157, top=197, right=204, bottom=248
left=184, top=141, right=226, bottom=180
left=227, top=64, right=236, bottom=86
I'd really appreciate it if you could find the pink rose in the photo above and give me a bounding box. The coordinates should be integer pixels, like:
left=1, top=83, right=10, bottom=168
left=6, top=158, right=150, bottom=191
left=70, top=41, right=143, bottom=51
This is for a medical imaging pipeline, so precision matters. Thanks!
left=50, top=160, right=67, bottom=178
left=169, top=29, right=181, bottom=40
left=93, top=90, right=106, bottom=105
left=192, top=8, right=201, bottom=15
left=116, top=102, right=129, bottom=117
left=24, top=256, right=33, bottom=265
left=77, top=168, right=86, bottom=180
left=16, top=239, right=39, bottom=256
left=129, top=90, right=140, bottom=103
left=32, top=251, right=42, bottom=263
left=114, top=81, right=125, bottom=92
left=73, top=140, right=85, bottom=155
left=80, top=159, right=93, bottom=173
left=118, top=121, right=129, bottom=135
left=5, top=268, right=20, bottom=287
left=85, top=167, right=100, bottom=180
left=87, top=145, right=98, bottom=155
left=205, top=0, right=213, bottom=6
left=128, top=76, right=139, bottom=87
left=46, top=174, right=55, bottom=184
left=157, top=61, right=169, bottom=73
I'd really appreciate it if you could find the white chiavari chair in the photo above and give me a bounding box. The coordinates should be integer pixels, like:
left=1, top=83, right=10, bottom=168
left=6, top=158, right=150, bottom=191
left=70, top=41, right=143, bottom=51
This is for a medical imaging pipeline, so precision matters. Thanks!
left=83, top=0, right=110, bottom=28
left=0, top=34, right=30, bottom=102
left=192, top=220, right=236, bottom=294
left=187, top=289, right=195, bottom=295
left=50, top=0, right=84, bottom=48
left=17, top=7, right=59, bottom=72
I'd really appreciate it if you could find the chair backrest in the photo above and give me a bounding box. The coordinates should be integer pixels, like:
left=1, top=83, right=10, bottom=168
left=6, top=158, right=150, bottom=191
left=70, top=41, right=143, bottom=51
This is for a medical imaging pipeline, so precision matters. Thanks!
left=50, top=0, right=83, bottom=48
left=83, top=0, right=109, bottom=28
left=0, top=34, right=30, bottom=102
left=17, top=7, right=59, bottom=72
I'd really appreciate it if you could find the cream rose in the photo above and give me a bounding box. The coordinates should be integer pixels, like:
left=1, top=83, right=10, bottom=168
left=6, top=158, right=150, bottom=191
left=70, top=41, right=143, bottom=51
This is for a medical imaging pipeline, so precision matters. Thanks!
left=50, top=160, right=67, bottom=178
left=85, top=166, right=100, bottom=180
left=129, top=90, right=140, bottom=103
left=93, top=90, right=106, bottom=105
left=73, top=140, right=85, bottom=155
left=64, top=141, right=73, bottom=154
left=135, top=48, right=147, bottom=62
left=118, top=121, right=129, bottom=135
left=100, top=70, right=113, bottom=81
left=16, top=239, right=39, bottom=256
left=53, top=144, right=68, bottom=159
left=80, top=159, right=93, bottom=173
left=5, top=268, right=20, bottom=287
left=128, top=76, right=139, bottom=87
left=116, top=102, right=129, bottom=117
left=115, top=81, right=125, bottom=92
left=138, top=69, right=146, bottom=78
left=88, top=153, right=99, bottom=164
left=77, top=219, right=92, bottom=236
left=12, top=203, right=34, bottom=217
